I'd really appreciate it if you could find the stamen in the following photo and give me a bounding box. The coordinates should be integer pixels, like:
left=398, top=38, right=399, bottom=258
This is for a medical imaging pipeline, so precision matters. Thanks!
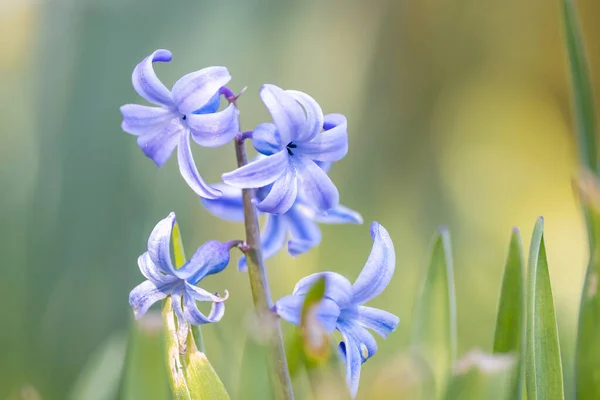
left=286, top=142, right=296, bottom=156
left=182, top=115, right=187, bottom=120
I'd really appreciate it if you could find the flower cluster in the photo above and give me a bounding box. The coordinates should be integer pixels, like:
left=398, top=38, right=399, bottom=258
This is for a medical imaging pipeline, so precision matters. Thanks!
left=123, top=49, right=398, bottom=398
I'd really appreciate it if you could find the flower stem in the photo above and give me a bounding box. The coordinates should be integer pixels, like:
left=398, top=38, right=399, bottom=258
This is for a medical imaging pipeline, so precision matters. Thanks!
left=233, top=136, right=295, bottom=400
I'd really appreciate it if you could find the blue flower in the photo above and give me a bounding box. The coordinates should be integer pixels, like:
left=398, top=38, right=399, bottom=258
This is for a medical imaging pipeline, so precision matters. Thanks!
left=129, top=212, right=237, bottom=331
left=274, top=222, right=399, bottom=398
left=221, top=85, right=348, bottom=214
left=201, top=164, right=362, bottom=270
left=120, top=49, right=240, bottom=199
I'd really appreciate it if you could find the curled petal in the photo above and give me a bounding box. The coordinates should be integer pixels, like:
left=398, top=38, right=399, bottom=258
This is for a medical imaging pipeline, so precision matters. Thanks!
left=274, top=295, right=340, bottom=334
left=147, top=212, right=177, bottom=275
left=253, top=123, right=284, bottom=155
left=255, top=168, right=298, bottom=215
left=351, top=222, right=396, bottom=304
left=187, top=103, right=240, bottom=148
left=260, top=84, right=305, bottom=145
left=293, top=272, right=353, bottom=309
left=287, top=90, right=324, bottom=143
left=136, top=118, right=182, bottom=167
left=297, top=113, right=348, bottom=162
left=356, top=306, right=399, bottom=339
left=286, top=207, right=321, bottom=257
left=193, top=91, right=221, bottom=114
left=296, top=157, right=339, bottom=211
left=177, top=241, right=233, bottom=284
left=185, top=282, right=229, bottom=302
left=138, top=252, right=177, bottom=285
left=120, top=104, right=174, bottom=136
left=177, top=132, right=222, bottom=199
left=337, top=320, right=378, bottom=398
left=132, top=49, right=174, bottom=107
left=313, top=204, right=363, bottom=225
left=222, top=150, right=288, bottom=189
left=172, top=66, right=231, bottom=115
left=239, top=214, right=287, bottom=271
left=129, top=280, right=170, bottom=320
left=200, top=183, right=244, bottom=222
left=182, top=292, right=226, bottom=325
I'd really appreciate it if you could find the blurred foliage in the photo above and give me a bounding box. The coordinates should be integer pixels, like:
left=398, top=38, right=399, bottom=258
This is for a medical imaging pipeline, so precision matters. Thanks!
left=1, top=0, right=600, bottom=398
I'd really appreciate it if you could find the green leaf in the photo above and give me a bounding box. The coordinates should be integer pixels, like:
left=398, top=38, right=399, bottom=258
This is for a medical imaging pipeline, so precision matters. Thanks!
left=443, top=350, right=517, bottom=400
left=493, top=228, right=525, bottom=399
left=525, top=217, right=564, bottom=399
left=575, top=172, right=600, bottom=399
left=411, top=227, right=457, bottom=395
left=68, top=333, right=127, bottom=400
left=562, top=0, right=598, bottom=174
left=121, top=314, right=170, bottom=400
left=183, top=333, right=231, bottom=400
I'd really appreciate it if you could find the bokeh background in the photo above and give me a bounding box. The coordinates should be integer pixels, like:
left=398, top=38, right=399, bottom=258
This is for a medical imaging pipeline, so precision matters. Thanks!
left=2, top=0, right=600, bottom=398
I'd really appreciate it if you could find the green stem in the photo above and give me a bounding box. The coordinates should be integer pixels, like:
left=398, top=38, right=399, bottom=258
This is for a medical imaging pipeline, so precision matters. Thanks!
left=233, top=136, right=295, bottom=400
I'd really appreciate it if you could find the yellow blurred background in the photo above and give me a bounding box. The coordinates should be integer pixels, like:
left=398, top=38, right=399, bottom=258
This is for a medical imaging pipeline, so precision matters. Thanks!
left=1, top=0, right=599, bottom=398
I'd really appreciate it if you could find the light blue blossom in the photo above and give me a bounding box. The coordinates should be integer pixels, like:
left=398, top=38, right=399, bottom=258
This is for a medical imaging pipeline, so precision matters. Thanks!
left=120, top=49, right=240, bottom=199
left=201, top=162, right=362, bottom=270
left=221, top=85, right=348, bottom=214
left=129, top=212, right=237, bottom=331
left=274, top=222, right=399, bottom=398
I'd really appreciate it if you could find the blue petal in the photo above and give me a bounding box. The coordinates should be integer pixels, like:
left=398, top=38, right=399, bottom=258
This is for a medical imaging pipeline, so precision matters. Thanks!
left=351, top=222, right=396, bottom=304
left=131, top=49, right=174, bottom=107
left=356, top=306, right=399, bottom=339
left=147, top=212, right=178, bottom=275
left=182, top=290, right=226, bottom=325
left=287, top=90, right=324, bottom=143
left=120, top=104, right=174, bottom=136
left=222, top=149, right=289, bottom=189
left=255, top=167, right=298, bottom=215
left=187, top=103, right=240, bottom=148
left=200, top=183, right=244, bottom=222
left=136, top=119, right=183, bottom=167
left=296, top=156, right=339, bottom=211
left=313, top=204, right=363, bottom=225
left=285, top=207, right=321, bottom=257
left=297, top=113, right=348, bottom=162
left=171, top=293, right=189, bottom=342
left=177, top=240, right=233, bottom=284
left=274, top=295, right=341, bottom=334
left=336, top=320, right=378, bottom=398
left=253, top=123, right=284, bottom=155
left=293, top=272, right=353, bottom=309
left=138, top=252, right=177, bottom=285
left=260, top=84, right=305, bottom=145
left=238, top=214, right=287, bottom=271
left=192, top=91, right=221, bottom=114
left=171, top=66, right=231, bottom=115
left=177, top=132, right=222, bottom=199
left=185, top=282, right=229, bottom=302
left=129, top=280, right=172, bottom=320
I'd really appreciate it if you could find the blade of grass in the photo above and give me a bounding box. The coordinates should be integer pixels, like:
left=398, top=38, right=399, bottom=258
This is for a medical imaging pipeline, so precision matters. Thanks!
left=493, top=228, right=525, bottom=399
left=411, top=227, right=457, bottom=396
left=525, top=217, right=564, bottom=399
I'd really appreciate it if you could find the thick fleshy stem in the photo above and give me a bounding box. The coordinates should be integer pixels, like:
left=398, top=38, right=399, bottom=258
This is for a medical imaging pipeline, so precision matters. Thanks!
left=233, top=134, right=295, bottom=400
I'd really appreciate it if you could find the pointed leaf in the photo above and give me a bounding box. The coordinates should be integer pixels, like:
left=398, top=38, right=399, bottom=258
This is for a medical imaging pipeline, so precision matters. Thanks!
left=183, top=333, right=231, bottom=400
left=493, top=228, right=525, bottom=399
left=575, top=172, right=600, bottom=399
left=444, top=350, right=517, bottom=400
left=411, top=227, right=457, bottom=395
left=525, top=217, right=564, bottom=399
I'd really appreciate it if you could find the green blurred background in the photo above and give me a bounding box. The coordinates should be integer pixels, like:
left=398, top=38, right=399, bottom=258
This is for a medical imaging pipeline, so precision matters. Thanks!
left=1, top=0, right=599, bottom=398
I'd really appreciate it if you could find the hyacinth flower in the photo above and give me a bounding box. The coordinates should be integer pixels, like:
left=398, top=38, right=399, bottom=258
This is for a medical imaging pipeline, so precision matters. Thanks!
left=129, top=212, right=239, bottom=332
left=200, top=177, right=362, bottom=270
left=120, top=49, right=240, bottom=199
left=222, top=85, right=348, bottom=214
left=274, top=222, right=399, bottom=398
